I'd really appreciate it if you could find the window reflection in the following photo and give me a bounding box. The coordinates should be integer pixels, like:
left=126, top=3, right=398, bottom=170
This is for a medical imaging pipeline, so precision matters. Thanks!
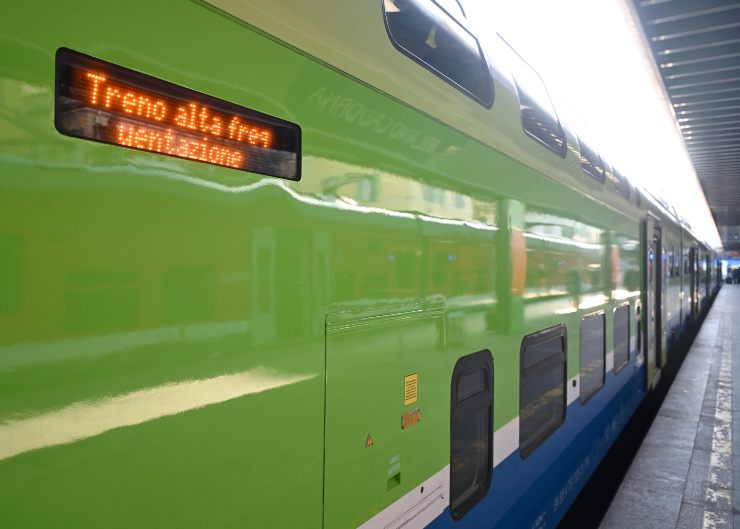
left=504, top=41, right=567, bottom=157
left=383, top=0, right=493, bottom=106
left=580, top=312, right=605, bottom=403
left=520, top=326, right=566, bottom=458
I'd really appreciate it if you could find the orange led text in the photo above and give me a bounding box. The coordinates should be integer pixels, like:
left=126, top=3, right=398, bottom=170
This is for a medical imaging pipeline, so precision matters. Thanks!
left=80, top=69, right=274, bottom=149
left=116, top=124, right=244, bottom=168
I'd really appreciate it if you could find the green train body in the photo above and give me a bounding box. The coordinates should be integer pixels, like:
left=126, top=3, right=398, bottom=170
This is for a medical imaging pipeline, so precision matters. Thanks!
left=0, top=1, right=721, bottom=528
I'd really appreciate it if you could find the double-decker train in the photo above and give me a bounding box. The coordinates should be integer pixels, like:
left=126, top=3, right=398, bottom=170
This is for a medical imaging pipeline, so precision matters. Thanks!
left=0, top=1, right=721, bottom=528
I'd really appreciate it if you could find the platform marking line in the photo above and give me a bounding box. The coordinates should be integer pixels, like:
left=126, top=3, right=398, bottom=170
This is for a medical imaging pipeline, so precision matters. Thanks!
left=702, top=311, right=732, bottom=529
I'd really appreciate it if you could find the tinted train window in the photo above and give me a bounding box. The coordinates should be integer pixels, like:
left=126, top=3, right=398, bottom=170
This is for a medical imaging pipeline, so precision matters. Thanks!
left=580, top=312, right=605, bottom=403
left=612, top=168, right=630, bottom=199
left=450, top=349, right=493, bottom=519
left=506, top=45, right=567, bottom=158
left=383, top=0, right=493, bottom=107
left=579, top=139, right=605, bottom=183
left=613, top=304, right=629, bottom=373
left=520, top=325, right=567, bottom=458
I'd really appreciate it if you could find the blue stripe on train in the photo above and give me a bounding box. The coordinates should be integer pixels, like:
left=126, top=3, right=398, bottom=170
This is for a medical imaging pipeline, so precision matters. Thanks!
left=428, top=353, right=646, bottom=529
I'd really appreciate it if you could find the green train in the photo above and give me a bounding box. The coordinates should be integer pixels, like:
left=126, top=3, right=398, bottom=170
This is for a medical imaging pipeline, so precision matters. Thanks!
left=0, top=1, right=721, bottom=528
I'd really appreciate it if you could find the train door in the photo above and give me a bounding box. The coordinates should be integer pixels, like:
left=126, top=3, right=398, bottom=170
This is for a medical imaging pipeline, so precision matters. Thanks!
left=705, top=254, right=711, bottom=304
left=717, top=259, right=722, bottom=290
left=691, top=246, right=700, bottom=319
left=660, top=242, right=668, bottom=366
left=643, top=216, right=662, bottom=387
left=677, top=242, right=684, bottom=333
left=323, top=299, right=448, bottom=529
left=689, top=247, right=697, bottom=320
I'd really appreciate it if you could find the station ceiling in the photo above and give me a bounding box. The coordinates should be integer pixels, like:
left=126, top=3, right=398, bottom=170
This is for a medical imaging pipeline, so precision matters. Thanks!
left=633, top=0, right=740, bottom=252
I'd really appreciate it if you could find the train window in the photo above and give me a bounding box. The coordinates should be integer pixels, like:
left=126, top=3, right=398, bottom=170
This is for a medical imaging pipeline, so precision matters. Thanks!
left=612, top=168, right=630, bottom=199
left=383, top=0, right=493, bottom=107
left=519, top=325, right=567, bottom=458
left=579, top=139, right=605, bottom=183
left=635, top=304, right=642, bottom=356
left=613, top=304, right=629, bottom=373
left=580, top=312, right=605, bottom=403
left=450, top=349, right=493, bottom=520
left=676, top=249, right=680, bottom=277
left=505, top=43, right=567, bottom=158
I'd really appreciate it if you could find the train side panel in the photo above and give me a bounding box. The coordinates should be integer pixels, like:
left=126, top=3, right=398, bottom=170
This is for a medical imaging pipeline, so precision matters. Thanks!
left=1, top=2, right=714, bottom=529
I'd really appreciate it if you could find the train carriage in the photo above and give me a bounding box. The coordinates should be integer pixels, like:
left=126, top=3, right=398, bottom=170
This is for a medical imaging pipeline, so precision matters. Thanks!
left=0, top=1, right=720, bottom=528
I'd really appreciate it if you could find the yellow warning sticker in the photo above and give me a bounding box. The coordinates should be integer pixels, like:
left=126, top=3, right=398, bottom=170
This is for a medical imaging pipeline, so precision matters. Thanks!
left=404, top=373, right=418, bottom=406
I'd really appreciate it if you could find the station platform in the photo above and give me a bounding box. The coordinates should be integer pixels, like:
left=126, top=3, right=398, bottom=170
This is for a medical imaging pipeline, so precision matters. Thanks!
left=600, top=285, right=739, bottom=529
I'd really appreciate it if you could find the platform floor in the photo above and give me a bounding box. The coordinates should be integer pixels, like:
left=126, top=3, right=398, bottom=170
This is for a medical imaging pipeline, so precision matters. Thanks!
left=600, top=285, right=739, bottom=529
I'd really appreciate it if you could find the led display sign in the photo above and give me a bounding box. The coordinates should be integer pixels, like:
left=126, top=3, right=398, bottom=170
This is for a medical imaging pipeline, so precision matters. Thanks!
left=55, top=48, right=301, bottom=180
